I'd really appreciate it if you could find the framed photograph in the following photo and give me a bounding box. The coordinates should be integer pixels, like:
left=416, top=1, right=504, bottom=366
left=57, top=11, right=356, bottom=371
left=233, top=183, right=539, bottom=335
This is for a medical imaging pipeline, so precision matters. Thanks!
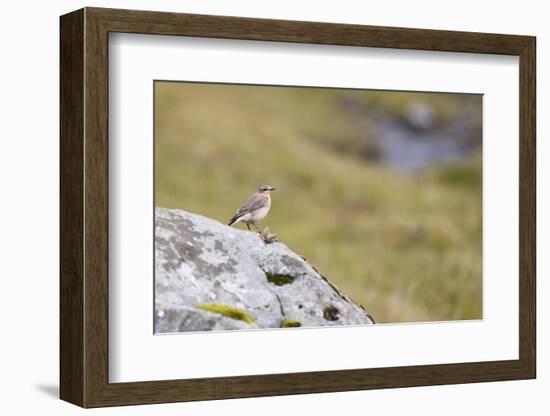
left=60, top=7, right=536, bottom=408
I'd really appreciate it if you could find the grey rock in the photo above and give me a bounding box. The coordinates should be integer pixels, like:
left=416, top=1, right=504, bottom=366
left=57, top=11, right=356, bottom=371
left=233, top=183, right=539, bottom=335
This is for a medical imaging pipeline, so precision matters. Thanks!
left=155, top=207, right=374, bottom=333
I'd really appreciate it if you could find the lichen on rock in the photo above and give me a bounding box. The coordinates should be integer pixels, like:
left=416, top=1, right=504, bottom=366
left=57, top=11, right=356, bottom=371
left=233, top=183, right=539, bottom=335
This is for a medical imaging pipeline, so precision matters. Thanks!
left=265, top=272, right=295, bottom=286
left=281, top=319, right=302, bottom=328
left=196, top=303, right=256, bottom=324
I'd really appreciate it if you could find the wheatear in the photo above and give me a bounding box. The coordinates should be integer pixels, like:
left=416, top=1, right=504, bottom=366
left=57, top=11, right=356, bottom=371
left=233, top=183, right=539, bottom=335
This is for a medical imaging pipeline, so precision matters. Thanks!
left=228, top=185, right=276, bottom=231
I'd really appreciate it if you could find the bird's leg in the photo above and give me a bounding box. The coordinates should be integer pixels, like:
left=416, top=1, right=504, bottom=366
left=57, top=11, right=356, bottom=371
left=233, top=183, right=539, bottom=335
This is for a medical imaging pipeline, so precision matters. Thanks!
left=246, top=223, right=251, bottom=231
left=252, top=223, right=260, bottom=232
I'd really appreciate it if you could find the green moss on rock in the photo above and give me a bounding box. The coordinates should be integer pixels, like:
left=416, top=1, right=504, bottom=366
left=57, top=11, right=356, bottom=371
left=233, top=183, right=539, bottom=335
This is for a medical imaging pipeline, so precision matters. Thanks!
left=265, top=272, right=295, bottom=286
left=281, top=319, right=302, bottom=328
left=196, top=303, right=256, bottom=324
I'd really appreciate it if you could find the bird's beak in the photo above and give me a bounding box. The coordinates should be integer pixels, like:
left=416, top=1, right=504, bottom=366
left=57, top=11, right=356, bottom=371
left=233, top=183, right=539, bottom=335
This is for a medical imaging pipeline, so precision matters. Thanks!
left=270, top=187, right=276, bottom=191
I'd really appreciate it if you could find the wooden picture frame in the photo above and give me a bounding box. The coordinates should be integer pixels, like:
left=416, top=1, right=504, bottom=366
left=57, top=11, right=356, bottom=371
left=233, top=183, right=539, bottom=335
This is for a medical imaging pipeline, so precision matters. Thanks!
left=60, top=7, right=536, bottom=408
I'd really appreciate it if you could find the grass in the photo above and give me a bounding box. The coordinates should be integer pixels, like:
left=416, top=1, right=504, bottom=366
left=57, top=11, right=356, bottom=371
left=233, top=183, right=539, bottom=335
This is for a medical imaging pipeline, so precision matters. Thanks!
left=156, top=82, right=482, bottom=323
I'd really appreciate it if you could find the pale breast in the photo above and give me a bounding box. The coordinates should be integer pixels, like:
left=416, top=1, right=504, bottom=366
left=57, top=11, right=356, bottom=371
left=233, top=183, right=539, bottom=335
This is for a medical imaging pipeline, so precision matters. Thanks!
left=249, top=198, right=271, bottom=222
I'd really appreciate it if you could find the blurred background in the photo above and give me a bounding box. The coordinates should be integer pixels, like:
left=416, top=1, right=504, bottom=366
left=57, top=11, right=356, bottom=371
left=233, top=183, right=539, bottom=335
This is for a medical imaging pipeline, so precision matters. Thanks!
left=155, top=81, right=482, bottom=324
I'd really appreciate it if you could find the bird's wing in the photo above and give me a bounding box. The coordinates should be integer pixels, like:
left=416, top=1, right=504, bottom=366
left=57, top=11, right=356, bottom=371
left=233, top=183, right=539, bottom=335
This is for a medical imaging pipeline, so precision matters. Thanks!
left=236, top=192, right=268, bottom=216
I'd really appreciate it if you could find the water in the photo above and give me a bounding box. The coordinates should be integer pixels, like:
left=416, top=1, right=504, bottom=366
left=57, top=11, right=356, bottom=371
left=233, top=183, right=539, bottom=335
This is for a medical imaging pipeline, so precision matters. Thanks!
left=371, top=118, right=479, bottom=173
left=342, top=96, right=482, bottom=174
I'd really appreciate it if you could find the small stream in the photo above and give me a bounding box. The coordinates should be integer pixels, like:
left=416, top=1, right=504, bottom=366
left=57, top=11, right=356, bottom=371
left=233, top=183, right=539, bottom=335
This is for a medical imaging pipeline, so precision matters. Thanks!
left=342, top=97, right=482, bottom=174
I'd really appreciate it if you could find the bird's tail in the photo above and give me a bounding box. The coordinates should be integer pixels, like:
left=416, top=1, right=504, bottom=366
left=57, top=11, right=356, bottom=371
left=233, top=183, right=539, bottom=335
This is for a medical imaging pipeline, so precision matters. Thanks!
left=228, top=214, right=240, bottom=226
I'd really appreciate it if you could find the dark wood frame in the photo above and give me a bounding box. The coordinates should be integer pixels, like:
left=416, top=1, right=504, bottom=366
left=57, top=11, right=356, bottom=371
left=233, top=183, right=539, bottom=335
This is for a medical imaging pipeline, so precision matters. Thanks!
left=60, top=7, right=536, bottom=408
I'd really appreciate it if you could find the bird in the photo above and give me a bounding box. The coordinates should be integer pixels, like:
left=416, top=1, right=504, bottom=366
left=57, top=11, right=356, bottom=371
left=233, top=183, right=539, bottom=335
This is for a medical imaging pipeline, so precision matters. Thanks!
left=228, top=185, right=276, bottom=231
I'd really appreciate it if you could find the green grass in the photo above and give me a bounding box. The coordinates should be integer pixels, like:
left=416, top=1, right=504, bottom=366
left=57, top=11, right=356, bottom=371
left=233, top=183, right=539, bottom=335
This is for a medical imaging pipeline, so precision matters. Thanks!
left=157, top=82, right=482, bottom=323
